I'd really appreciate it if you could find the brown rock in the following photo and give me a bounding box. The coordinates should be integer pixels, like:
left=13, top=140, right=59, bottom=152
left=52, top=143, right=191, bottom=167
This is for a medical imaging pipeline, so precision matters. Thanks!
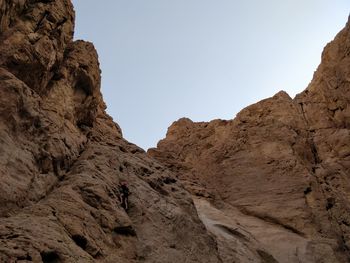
left=149, top=17, right=350, bottom=262
left=0, top=1, right=221, bottom=262
left=2, top=0, right=350, bottom=262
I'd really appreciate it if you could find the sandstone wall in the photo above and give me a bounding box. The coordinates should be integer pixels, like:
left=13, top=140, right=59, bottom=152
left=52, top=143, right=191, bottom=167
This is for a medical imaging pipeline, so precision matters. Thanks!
left=0, top=1, right=221, bottom=262
left=149, top=17, right=350, bottom=262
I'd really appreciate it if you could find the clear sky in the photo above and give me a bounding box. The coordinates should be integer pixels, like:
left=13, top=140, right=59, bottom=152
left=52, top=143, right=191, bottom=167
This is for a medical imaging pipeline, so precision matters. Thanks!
left=72, top=0, right=349, bottom=150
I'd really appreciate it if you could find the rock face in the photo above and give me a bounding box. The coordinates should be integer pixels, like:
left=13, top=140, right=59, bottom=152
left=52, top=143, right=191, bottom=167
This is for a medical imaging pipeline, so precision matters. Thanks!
left=2, top=1, right=350, bottom=263
left=149, top=18, right=350, bottom=262
left=0, top=1, right=221, bottom=262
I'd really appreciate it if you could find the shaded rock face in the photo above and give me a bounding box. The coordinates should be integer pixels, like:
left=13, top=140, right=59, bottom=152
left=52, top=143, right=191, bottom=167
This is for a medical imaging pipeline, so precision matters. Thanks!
left=149, top=18, right=350, bottom=262
left=0, top=1, right=221, bottom=262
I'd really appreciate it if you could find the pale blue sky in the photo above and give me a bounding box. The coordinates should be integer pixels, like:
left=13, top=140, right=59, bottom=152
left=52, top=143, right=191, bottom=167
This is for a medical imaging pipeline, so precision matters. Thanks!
left=72, top=1, right=349, bottom=150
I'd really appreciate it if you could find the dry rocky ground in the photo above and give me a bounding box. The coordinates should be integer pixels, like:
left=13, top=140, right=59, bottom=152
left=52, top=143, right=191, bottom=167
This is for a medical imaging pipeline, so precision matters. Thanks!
left=1, top=0, right=350, bottom=262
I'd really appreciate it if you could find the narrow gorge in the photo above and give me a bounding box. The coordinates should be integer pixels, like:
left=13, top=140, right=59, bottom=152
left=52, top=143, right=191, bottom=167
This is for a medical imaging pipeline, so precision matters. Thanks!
left=0, top=1, right=350, bottom=262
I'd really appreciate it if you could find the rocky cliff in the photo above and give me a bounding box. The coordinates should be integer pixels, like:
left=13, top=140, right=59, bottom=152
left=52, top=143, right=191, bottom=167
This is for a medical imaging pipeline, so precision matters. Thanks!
left=149, top=17, right=350, bottom=262
left=1, top=1, right=350, bottom=263
left=0, top=1, right=221, bottom=262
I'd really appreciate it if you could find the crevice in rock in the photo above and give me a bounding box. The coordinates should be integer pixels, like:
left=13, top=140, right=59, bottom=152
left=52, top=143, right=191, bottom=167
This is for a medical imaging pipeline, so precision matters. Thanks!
left=257, top=249, right=279, bottom=263
left=342, top=220, right=350, bottom=227
left=298, top=100, right=350, bottom=258
left=236, top=206, right=305, bottom=237
left=5, top=234, right=19, bottom=239
left=72, top=234, right=88, bottom=250
left=310, top=139, right=321, bottom=166
left=74, top=73, right=93, bottom=96
left=326, top=197, right=335, bottom=210
left=113, top=225, right=137, bottom=237
left=298, top=102, right=308, bottom=125
left=17, top=254, right=32, bottom=261
left=148, top=180, right=169, bottom=196
left=214, top=224, right=249, bottom=241
left=40, top=250, right=60, bottom=263
left=163, top=176, right=177, bottom=184
left=304, top=186, right=312, bottom=195
left=53, top=17, right=67, bottom=30
left=34, top=11, right=50, bottom=33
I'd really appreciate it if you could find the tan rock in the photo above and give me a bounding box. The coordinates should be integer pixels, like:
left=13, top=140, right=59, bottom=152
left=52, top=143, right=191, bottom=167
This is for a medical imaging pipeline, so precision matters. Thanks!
left=150, top=17, right=350, bottom=263
left=0, top=1, right=221, bottom=262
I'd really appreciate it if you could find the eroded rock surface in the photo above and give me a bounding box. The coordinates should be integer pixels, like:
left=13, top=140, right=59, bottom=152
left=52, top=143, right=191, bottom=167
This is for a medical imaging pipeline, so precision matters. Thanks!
left=0, top=1, right=221, bottom=262
left=2, top=1, right=350, bottom=262
left=149, top=17, right=350, bottom=262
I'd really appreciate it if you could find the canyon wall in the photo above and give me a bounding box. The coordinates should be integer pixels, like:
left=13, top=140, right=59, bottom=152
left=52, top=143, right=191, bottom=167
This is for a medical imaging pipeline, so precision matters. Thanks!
left=1, top=1, right=350, bottom=262
left=149, top=17, right=350, bottom=262
left=0, top=1, right=220, bottom=262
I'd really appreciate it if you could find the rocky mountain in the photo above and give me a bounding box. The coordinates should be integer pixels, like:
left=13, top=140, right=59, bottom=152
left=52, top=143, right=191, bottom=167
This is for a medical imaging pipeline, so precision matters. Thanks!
left=1, top=1, right=350, bottom=263
left=149, top=16, right=350, bottom=262
left=0, top=1, right=220, bottom=262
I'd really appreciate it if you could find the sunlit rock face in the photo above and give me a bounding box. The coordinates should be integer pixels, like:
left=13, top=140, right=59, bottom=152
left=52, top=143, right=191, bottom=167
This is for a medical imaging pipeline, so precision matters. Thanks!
left=0, top=1, right=221, bottom=262
left=149, top=17, right=350, bottom=262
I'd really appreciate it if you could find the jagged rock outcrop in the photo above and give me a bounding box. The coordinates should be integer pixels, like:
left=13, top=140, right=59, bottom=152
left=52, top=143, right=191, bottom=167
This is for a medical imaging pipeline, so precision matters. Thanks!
left=0, top=1, right=221, bottom=262
left=149, top=17, right=350, bottom=262
left=2, top=1, right=350, bottom=262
